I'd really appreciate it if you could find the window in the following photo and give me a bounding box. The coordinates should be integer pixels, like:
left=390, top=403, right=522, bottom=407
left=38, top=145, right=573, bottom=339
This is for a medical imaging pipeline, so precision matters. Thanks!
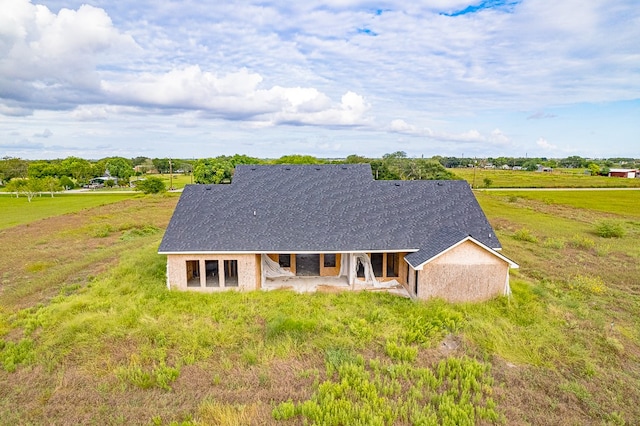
left=278, top=254, right=290, bottom=268
left=205, top=260, right=219, bottom=287
left=324, top=254, right=336, bottom=268
left=224, top=260, right=238, bottom=287
left=371, top=253, right=383, bottom=277
left=186, top=260, right=200, bottom=287
left=386, top=253, right=399, bottom=277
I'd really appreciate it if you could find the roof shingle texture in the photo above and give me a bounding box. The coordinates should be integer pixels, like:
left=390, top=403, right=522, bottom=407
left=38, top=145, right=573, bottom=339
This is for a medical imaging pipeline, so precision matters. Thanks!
left=158, top=164, right=500, bottom=256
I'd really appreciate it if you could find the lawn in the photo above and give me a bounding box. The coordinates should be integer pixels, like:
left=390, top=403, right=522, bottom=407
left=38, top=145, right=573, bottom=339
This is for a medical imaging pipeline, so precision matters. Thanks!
left=1, top=190, right=639, bottom=424
left=0, top=193, right=142, bottom=230
left=483, top=190, right=640, bottom=219
left=453, top=167, right=640, bottom=188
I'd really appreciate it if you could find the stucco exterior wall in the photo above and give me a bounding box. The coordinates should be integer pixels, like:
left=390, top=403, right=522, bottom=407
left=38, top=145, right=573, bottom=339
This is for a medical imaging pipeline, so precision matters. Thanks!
left=166, top=254, right=259, bottom=292
left=416, top=241, right=509, bottom=302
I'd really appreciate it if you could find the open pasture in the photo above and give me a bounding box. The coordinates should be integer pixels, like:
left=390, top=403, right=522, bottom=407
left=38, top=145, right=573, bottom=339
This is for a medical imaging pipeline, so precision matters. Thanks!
left=453, top=167, right=640, bottom=188
left=0, top=193, right=140, bottom=230
left=0, top=190, right=639, bottom=424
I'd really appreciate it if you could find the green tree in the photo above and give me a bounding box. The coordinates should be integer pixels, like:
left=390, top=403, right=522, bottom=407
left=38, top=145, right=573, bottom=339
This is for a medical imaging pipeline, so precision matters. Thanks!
left=60, top=176, right=75, bottom=190
left=135, top=177, right=166, bottom=194
left=106, top=157, right=134, bottom=181
left=0, top=157, right=29, bottom=182
left=370, top=159, right=399, bottom=180
left=10, top=178, right=43, bottom=202
left=344, top=154, right=368, bottom=164
left=4, top=178, right=27, bottom=198
left=27, top=161, right=62, bottom=179
left=274, top=154, right=324, bottom=165
left=131, top=156, right=150, bottom=166
left=152, top=158, right=171, bottom=174
left=411, top=159, right=458, bottom=180
left=60, top=157, right=93, bottom=184
left=42, top=176, right=62, bottom=197
left=587, top=163, right=601, bottom=176
left=193, top=157, right=232, bottom=184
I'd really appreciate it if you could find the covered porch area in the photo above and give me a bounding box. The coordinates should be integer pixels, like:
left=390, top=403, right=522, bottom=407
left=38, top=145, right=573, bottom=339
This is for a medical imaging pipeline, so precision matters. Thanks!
left=261, top=252, right=410, bottom=296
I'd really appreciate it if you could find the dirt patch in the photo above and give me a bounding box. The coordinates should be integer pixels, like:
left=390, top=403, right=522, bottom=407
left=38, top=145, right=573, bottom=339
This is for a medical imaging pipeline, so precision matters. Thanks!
left=0, top=197, right=177, bottom=311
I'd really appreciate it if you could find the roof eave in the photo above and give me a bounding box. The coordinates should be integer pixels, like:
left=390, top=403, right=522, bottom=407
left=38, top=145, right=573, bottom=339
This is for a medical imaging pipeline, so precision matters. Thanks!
left=405, top=236, right=518, bottom=270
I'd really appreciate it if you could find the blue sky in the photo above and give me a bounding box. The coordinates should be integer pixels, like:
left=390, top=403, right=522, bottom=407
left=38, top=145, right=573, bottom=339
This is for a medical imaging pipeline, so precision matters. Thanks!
left=1, top=0, right=638, bottom=160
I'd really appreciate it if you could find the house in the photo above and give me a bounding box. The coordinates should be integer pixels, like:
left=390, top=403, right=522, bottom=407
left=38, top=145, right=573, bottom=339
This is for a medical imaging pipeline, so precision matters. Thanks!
left=86, top=169, right=118, bottom=188
left=608, top=169, right=638, bottom=178
left=158, top=164, right=518, bottom=303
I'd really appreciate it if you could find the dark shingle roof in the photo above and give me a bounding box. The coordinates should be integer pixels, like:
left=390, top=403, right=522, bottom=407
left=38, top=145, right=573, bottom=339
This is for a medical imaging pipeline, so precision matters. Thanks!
left=158, top=164, right=501, bottom=255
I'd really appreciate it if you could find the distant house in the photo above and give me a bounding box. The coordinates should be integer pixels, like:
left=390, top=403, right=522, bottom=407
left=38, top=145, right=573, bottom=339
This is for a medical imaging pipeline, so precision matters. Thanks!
left=159, top=165, right=518, bottom=303
left=537, top=165, right=553, bottom=173
left=512, top=166, right=523, bottom=171
left=608, top=169, right=639, bottom=178
left=86, top=169, right=118, bottom=188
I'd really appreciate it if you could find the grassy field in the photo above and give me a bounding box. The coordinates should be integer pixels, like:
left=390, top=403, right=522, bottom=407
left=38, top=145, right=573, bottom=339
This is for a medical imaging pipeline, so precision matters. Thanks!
left=453, top=167, right=640, bottom=188
left=1, top=190, right=639, bottom=424
left=0, top=193, right=141, bottom=230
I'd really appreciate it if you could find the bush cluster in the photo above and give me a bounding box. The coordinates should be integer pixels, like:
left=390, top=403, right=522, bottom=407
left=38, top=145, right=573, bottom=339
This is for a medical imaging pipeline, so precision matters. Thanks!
left=595, top=221, right=625, bottom=238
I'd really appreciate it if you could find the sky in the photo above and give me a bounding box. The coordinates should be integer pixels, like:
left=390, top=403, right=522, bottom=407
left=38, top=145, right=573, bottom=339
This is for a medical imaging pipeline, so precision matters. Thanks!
left=1, top=0, right=639, bottom=160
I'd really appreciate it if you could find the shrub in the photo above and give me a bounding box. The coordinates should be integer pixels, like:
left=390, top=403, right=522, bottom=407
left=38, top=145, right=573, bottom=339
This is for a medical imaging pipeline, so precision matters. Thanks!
left=272, top=400, right=296, bottom=420
left=543, top=237, right=565, bottom=249
left=595, top=221, right=625, bottom=238
left=595, top=243, right=611, bottom=257
left=135, top=177, right=166, bottom=194
left=60, top=176, right=75, bottom=190
left=385, top=340, right=418, bottom=363
left=569, top=234, right=595, bottom=250
left=513, top=228, right=537, bottom=243
left=570, top=274, right=605, bottom=295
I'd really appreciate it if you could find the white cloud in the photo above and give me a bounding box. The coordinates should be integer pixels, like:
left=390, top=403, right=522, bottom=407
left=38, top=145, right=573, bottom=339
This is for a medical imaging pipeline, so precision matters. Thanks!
left=387, top=119, right=512, bottom=147
left=102, top=66, right=370, bottom=126
left=536, top=137, right=558, bottom=151
left=70, top=105, right=110, bottom=121
left=389, top=119, right=418, bottom=134
left=0, top=1, right=138, bottom=100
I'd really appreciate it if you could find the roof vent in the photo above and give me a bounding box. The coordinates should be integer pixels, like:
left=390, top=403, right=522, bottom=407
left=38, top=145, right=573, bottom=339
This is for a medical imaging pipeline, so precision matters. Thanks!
left=315, top=167, right=321, bottom=170
left=437, top=182, right=443, bottom=186
left=285, top=167, right=291, bottom=170
left=394, top=183, right=401, bottom=186
left=251, top=167, right=256, bottom=170
left=342, top=166, right=348, bottom=170
left=205, top=186, right=212, bottom=190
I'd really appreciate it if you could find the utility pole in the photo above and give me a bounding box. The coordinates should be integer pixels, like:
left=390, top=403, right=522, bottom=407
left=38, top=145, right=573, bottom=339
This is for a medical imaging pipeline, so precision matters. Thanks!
left=472, top=158, right=477, bottom=189
left=169, top=159, right=173, bottom=190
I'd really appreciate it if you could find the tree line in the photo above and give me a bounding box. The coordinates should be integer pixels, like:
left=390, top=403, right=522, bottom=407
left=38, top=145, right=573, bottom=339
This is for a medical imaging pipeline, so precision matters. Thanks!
left=1, top=153, right=638, bottom=193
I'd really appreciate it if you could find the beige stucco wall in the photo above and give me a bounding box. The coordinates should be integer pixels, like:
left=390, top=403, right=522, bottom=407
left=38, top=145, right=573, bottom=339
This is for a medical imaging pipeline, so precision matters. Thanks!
left=166, top=254, right=259, bottom=292
left=416, top=241, right=509, bottom=302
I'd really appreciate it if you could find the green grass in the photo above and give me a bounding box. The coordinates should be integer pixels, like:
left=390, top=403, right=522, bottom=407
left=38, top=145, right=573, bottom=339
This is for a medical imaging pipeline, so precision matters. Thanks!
left=454, top=168, right=640, bottom=188
left=1, top=189, right=639, bottom=424
left=485, top=190, right=640, bottom=218
left=137, top=173, right=194, bottom=189
left=0, top=193, right=140, bottom=230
